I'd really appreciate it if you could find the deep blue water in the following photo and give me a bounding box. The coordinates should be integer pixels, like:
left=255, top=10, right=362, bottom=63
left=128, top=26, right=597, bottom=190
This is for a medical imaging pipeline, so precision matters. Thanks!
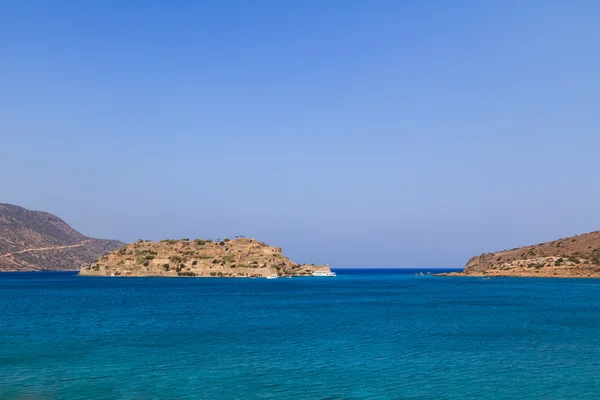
left=1, top=269, right=600, bottom=399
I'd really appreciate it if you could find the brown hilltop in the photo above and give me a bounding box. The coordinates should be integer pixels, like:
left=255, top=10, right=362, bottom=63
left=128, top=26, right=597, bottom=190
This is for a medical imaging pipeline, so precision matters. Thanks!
left=444, top=230, right=600, bottom=278
left=0, top=203, right=124, bottom=272
left=79, top=237, right=330, bottom=278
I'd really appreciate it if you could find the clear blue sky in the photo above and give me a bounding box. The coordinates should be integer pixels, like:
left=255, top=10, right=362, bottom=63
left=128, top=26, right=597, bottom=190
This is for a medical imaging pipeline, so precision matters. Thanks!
left=2, top=1, right=599, bottom=268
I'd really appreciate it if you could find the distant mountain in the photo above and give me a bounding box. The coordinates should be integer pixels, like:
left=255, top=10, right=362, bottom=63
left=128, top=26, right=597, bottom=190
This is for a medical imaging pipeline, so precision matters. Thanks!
left=445, top=230, right=600, bottom=278
left=0, top=203, right=124, bottom=272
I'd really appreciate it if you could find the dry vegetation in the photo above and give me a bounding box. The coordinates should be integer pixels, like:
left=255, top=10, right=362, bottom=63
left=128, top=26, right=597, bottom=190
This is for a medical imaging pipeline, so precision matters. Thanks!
left=445, top=230, right=600, bottom=278
left=79, top=237, right=330, bottom=278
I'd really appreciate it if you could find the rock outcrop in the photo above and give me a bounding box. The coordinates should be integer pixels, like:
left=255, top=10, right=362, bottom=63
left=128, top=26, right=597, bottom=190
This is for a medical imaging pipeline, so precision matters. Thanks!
left=444, top=230, right=600, bottom=278
left=79, top=238, right=330, bottom=278
left=0, top=203, right=124, bottom=272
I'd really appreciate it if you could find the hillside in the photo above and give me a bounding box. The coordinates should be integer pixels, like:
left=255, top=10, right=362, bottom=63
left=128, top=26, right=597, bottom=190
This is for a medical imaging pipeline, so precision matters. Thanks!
left=0, top=203, right=124, bottom=272
left=445, top=230, right=600, bottom=278
left=79, top=238, right=330, bottom=278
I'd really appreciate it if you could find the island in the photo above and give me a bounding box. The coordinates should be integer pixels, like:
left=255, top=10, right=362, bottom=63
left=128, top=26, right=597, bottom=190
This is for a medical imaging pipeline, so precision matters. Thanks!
left=442, top=230, right=600, bottom=278
left=79, top=237, right=331, bottom=278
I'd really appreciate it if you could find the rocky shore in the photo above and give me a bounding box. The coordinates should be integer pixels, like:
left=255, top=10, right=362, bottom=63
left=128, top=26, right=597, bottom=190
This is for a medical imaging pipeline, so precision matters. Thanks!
left=441, top=230, right=600, bottom=278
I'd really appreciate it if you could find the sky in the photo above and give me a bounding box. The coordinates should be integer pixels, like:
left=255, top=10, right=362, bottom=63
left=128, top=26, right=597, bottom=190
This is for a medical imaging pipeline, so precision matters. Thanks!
left=1, top=1, right=599, bottom=268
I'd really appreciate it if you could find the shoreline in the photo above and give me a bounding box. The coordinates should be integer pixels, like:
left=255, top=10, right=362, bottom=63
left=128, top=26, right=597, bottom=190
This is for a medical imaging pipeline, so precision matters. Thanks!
left=437, top=272, right=600, bottom=279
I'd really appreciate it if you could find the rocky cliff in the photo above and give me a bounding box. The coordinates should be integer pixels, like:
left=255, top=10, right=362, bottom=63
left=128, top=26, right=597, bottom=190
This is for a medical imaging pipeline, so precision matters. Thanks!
left=0, top=203, right=124, bottom=271
left=446, top=230, right=600, bottom=278
left=79, top=237, right=330, bottom=278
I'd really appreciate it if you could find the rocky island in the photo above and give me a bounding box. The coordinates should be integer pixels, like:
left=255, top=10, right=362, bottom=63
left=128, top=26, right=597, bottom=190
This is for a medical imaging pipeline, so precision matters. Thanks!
left=79, top=237, right=330, bottom=278
left=443, top=230, right=600, bottom=278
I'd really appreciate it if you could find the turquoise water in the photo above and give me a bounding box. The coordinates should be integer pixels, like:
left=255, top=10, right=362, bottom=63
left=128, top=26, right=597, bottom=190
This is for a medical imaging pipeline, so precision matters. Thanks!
left=1, top=270, right=600, bottom=399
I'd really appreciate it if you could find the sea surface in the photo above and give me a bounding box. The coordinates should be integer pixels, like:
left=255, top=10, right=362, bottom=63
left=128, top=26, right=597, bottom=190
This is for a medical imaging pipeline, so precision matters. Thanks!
left=1, top=269, right=600, bottom=399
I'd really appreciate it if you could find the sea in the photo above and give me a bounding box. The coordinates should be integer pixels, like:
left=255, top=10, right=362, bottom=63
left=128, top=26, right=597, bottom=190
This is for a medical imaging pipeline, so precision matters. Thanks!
left=1, top=269, right=600, bottom=399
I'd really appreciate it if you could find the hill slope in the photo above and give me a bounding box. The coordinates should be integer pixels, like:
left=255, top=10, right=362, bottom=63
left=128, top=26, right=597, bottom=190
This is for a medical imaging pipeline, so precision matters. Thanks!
left=447, top=230, right=600, bottom=278
left=79, top=238, right=330, bottom=278
left=0, top=204, right=124, bottom=271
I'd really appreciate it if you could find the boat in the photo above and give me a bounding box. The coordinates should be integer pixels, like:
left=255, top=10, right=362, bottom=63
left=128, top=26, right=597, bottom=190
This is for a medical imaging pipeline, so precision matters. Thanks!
left=312, top=270, right=336, bottom=277
left=266, top=274, right=279, bottom=279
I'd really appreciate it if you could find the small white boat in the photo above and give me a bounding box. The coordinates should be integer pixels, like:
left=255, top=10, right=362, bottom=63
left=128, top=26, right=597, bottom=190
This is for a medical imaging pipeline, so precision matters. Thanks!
left=312, top=270, right=336, bottom=277
left=266, top=274, right=279, bottom=279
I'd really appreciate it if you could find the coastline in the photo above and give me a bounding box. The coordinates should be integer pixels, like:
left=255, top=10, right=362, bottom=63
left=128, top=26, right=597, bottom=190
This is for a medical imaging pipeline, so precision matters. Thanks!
left=438, top=271, right=600, bottom=278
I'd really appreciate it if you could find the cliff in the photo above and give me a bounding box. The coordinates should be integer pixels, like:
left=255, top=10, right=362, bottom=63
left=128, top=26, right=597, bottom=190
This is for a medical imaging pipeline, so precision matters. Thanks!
left=79, top=237, right=330, bottom=278
left=0, top=203, right=124, bottom=272
left=445, top=230, right=600, bottom=278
